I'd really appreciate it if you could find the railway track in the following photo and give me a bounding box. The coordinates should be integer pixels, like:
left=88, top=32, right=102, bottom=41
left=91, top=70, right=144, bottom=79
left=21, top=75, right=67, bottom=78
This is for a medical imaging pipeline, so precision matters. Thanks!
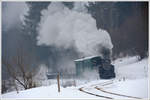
left=79, top=87, right=113, bottom=99
left=90, top=80, right=114, bottom=87
left=78, top=80, right=142, bottom=99
left=95, top=86, right=142, bottom=99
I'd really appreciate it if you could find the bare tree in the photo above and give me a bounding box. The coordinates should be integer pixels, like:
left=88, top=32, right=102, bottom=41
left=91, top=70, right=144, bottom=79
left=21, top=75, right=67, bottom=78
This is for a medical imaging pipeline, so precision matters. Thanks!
left=2, top=45, right=37, bottom=90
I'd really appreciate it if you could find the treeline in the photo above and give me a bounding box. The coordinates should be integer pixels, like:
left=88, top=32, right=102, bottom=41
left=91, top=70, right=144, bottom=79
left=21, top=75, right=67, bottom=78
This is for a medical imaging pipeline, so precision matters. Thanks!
left=86, top=2, right=148, bottom=59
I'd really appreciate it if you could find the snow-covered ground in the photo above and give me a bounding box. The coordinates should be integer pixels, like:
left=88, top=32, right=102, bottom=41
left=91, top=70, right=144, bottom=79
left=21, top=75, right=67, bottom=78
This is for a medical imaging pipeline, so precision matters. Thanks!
left=114, top=56, right=148, bottom=79
left=104, top=78, right=148, bottom=98
left=1, top=84, right=96, bottom=98
left=1, top=56, right=149, bottom=99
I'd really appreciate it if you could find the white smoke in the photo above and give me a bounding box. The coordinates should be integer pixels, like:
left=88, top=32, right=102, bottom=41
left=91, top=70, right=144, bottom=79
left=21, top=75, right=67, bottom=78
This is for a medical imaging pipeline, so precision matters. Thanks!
left=37, top=2, right=113, bottom=57
left=73, top=2, right=89, bottom=13
left=2, top=2, right=28, bottom=30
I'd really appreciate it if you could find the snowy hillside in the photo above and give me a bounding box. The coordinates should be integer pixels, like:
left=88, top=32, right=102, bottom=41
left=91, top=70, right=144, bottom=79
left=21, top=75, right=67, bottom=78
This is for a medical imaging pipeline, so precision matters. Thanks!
left=2, top=56, right=149, bottom=99
left=113, top=56, right=148, bottom=79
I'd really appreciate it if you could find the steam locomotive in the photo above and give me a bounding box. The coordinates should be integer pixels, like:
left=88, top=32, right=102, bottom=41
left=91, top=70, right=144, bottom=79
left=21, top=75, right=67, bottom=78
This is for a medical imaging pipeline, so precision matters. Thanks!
left=98, top=59, right=115, bottom=79
left=75, top=56, right=115, bottom=79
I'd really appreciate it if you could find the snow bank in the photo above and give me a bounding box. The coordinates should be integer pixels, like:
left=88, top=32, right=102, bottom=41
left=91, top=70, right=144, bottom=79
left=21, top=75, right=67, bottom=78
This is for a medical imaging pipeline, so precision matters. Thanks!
left=114, top=57, right=148, bottom=79
left=112, top=56, right=139, bottom=66
left=105, top=78, right=148, bottom=98
left=2, top=84, right=96, bottom=98
left=37, top=2, right=113, bottom=56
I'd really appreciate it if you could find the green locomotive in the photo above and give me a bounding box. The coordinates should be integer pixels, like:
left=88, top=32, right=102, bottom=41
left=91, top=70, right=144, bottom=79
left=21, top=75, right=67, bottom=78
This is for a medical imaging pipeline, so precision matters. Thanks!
left=74, top=56, right=115, bottom=79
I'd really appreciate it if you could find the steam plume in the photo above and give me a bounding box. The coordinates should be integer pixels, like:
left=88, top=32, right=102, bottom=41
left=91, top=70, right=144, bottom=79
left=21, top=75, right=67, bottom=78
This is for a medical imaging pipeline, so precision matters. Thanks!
left=37, top=2, right=113, bottom=57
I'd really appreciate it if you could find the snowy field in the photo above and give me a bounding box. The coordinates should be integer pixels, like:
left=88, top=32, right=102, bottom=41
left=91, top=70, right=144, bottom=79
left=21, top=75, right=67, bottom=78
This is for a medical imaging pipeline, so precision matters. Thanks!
left=2, top=56, right=149, bottom=99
